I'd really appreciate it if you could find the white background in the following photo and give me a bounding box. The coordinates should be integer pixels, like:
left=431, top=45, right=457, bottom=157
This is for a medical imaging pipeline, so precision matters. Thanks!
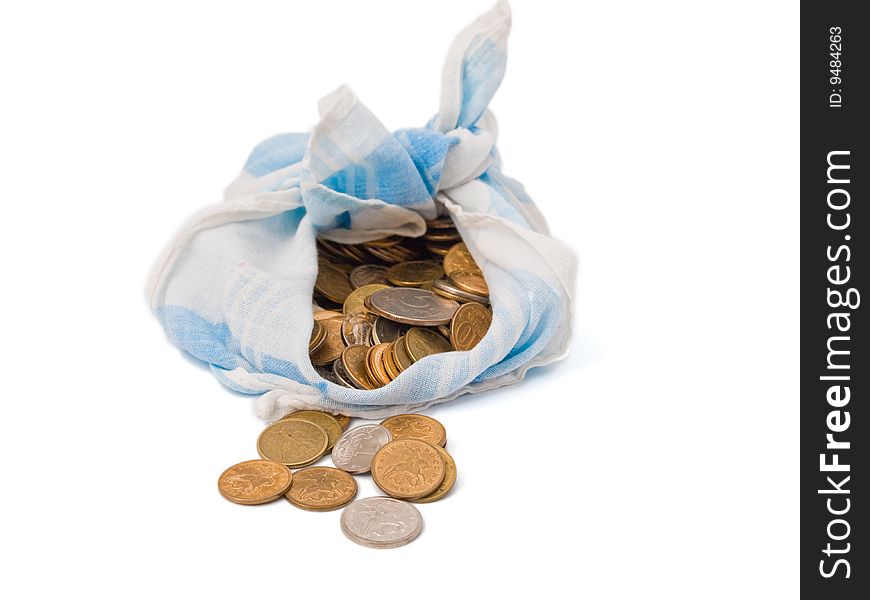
left=0, top=1, right=799, bottom=598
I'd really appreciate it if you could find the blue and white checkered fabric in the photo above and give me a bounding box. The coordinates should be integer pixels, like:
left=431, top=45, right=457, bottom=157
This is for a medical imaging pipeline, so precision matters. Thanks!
left=148, top=1, right=576, bottom=420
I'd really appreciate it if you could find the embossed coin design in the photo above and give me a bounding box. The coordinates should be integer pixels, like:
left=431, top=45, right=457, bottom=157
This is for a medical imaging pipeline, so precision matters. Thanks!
left=403, top=327, right=452, bottom=362
left=380, top=413, right=447, bottom=447
left=340, top=497, right=423, bottom=549
left=411, top=445, right=456, bottom=503
left=367, top=288, right=459, bottom=326
left=280, top=410, right=343, bottom=452
left=284, top=466, right=358, bottom=511
left=450, top=301, right=492, bottom=351
left=371, top=439, right=446, bottom=499
left=443, top=242, right=482, bottom=277
left=331, top=424, right=393, bottom=474
left=256, top=419, right=329, bottom=468
left=448, top=270, right=489, bottom=296
left=217, top=460, right=292, bottom=505
left=349, top=264, right=390, bottom=288
left=386, top=260, right=445, bottom=287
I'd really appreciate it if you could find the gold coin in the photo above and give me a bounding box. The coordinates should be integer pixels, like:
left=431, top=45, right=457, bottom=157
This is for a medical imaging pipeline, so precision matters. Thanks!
left=309, top=316, right=344, bottom=366
left=308, top=320, right=325, bottom=354
left=425, top=242, right=452, bottom=256
left=411, top=445, right=456, bottom=504
left=341, top=345, right=376, bottom=390
left=333, top=414, right=351, bottom=430
left=256, top=419, right=329, bottom=467
left=443, top=242, right=482, bottom=277
left=371, top=439, right=446, bottom=500
left=425, top=217, right=455, bottom=229
left=314, top=262, right=354, bottom=303
left=341, top=308, right=376, bottom=346
left=403, top=327, right=452, bottom=362
left=449, top=301, right=492, bottom=351
left=279, top=410, right=343, bottom=452
left=431, top=278, right=490, bottom=304
left=383, top=341, right=402, bottom=380
left=385, top=261, right=445, bottom=287
left=349, top=264, right=390, bottom=288
left=365, top=343, right=393, bottom=387
left=217, top=459, right=292, bottom=505
left=449, top=270, right=489, bottom=296
left=392, top=334, right=414, bottom=371
left=380, top=413, right=447, bottom=447
left=313, top=309, right=344, bottom=321
left=343, top=283, right=390, bottom=314
left=284, top=466, right=358, bottom=511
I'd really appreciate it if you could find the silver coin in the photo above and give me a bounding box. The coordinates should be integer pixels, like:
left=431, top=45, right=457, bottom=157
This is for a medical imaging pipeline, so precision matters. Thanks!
left=349, top=264, right=390, bottom=289
left=332, top=358, right=357, bottom=389
left=340, top=497, right=423, bottom=549
left=366, top=288, right=460, bottom=326
left=372, top=316, right=410, bottom=345
left=331, top=424, right=392, bottom=474
left=431, top=278, right=490, bottom=304
left=342, top=309, right=377, bottom=346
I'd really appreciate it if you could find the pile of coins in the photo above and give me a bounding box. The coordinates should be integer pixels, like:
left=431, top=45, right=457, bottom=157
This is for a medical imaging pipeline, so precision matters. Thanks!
left=218, top=411, right=456, bottom=549
left=309, top=216, right=493, bottom=389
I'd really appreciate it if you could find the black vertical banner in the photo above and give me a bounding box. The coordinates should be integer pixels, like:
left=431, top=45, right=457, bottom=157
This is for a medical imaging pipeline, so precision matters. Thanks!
left=801, top=2, right=868, bottom=597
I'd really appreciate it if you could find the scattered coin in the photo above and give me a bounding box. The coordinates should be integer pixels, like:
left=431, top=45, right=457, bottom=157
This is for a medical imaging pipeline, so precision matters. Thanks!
left=411, top=445, right=457, bottom=503
left=217, top=459, right=292, bottom=505
left=371, top=439, right=446, bottom=500
left=333, top=414, right=352, bottom=430
left=331, top=424, right=393, bottom=474
left=256, top=418, right=329, bottom=468
left=280, top=410, right=343, bottom=452
left=380, top=414, right=447, bottom=447
left=340, top=497, right=423, bottom=549
left=284, top=466, right=358, bottom=511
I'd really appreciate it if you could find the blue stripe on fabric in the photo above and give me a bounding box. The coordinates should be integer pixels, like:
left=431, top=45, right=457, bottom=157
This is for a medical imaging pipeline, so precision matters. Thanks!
left=244, top=133, right=309, bottom=177
left=157, top=305, right=240, bottom=370
left=393, top=128, right=453, bottom=196
left=458, top=38, right=507, bottom=129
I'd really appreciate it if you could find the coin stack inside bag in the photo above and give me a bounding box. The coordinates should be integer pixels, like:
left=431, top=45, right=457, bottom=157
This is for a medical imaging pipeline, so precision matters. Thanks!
left=307, top=215, right=494, bottom=389
left=217, top=411, right=457, bottom=549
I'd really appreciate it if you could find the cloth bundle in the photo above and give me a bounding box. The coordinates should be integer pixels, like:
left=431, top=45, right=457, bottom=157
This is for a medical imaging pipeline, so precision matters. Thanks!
left=147, top=1, right=576, bottom=420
